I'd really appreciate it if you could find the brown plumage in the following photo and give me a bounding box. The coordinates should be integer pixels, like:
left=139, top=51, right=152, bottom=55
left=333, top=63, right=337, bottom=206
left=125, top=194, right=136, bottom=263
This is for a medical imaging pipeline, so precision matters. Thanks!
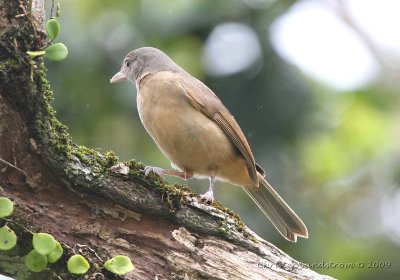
left=110, top=47, right=308, bottom=242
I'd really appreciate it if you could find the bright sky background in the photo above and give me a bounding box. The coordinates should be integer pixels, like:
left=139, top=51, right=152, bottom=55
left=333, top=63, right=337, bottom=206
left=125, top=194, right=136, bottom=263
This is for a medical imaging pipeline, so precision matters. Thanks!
left=269, top=0, right=400, bottom=91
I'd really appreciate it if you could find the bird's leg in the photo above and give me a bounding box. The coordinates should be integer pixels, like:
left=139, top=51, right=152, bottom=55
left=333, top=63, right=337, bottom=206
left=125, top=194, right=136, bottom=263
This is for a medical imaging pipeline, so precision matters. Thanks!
left=144, top=166, right=193, bottom=180
left=200, top=176, right=215, bottom=204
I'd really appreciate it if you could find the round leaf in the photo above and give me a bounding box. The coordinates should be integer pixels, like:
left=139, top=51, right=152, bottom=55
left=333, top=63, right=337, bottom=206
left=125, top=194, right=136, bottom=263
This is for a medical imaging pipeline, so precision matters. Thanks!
left=24, top=250, right=47, bottom=272
left=44, top=43, right=68, bottom=62
left=67, top=254, right=90, bottom=275
left=104, top=255, right=134, bottom=275
left=0, top=226, right=17, bottom=250
left=46, top=241, right=63, bottom=263
left=46, top=18, right=60, bottom=40
left=0, top=197, right=13, bottom=218
left=32, top=233, right=56, bottom=255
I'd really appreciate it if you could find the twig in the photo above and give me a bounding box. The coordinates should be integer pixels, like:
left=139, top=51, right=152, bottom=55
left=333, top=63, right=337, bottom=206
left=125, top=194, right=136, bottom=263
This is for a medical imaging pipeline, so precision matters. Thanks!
left=50, top=0, right=55, bottom=18
left=76, top=244, right=104, bottom=263
left=0, top=157, right=27, bottom=177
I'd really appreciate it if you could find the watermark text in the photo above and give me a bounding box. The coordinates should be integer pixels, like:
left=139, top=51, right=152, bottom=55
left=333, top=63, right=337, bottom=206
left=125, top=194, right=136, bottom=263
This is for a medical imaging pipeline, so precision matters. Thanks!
left=258, top=260, right=392, bottom=270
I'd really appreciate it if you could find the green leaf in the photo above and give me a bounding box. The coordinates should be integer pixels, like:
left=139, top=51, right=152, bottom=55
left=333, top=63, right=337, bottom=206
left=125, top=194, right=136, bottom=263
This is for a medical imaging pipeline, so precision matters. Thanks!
left=67, top=254, right=90, bottom=274
left=24, top=250, right=47, bottom=272
left=104, top=255, right=134, bottom=275
left=0, top=197, right=13, bottom=218
left=26, top=50, right=46, bottom=58
left=44, top=43, right=68, bottom=62
left=0, top=226, right=17, bottom=250
left=46, top=241, right=63, bottom=263
left=32, top=233, right=56, bottom=255
left=46, top=18, right=60, bottom=40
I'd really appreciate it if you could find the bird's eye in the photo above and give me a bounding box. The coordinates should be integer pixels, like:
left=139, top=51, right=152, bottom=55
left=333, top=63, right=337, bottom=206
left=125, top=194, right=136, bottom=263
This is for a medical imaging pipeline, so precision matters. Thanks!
left=125, top=60, right=131, bottom=67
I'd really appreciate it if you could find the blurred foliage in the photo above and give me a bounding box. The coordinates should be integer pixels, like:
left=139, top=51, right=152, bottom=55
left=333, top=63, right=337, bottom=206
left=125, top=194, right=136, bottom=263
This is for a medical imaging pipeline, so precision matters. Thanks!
left=44, top=0, right=400, bottom=279
left=301, top=91, right=391, bottom=183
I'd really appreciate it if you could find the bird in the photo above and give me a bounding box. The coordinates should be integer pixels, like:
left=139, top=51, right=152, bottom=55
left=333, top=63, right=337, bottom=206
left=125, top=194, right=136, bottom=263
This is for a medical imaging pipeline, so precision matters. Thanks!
left=110, top=47, right=308, bottom=242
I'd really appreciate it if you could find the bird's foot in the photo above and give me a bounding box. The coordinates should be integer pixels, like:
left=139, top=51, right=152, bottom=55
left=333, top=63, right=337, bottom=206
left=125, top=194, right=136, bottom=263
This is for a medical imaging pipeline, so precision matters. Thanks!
left=199, top=190, right=214, bottom=204
left=144, top=166, right=165, bottom=177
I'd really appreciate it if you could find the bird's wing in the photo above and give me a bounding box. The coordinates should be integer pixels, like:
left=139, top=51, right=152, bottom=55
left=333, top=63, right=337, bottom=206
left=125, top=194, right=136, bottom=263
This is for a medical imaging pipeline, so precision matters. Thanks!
left=173, top=72, right=258, bottom=183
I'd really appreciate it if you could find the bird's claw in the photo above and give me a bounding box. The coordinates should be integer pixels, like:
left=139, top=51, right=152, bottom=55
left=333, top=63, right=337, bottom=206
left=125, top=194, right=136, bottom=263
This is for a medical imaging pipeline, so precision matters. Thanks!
left=144, top=166, right=165, bottom=177
left=199, top=190, right=214, bottom=204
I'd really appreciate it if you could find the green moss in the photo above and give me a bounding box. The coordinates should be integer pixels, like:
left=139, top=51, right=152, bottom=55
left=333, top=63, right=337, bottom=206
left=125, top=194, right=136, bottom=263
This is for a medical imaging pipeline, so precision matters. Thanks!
left=71, top=145, right=99, bottom=165
left=0, top=58, right=18, bottom=70
left=30, top=64, right=126, bottom=179
left=104, top=151, right=119, bottom=167
left=34, top=63, right=73, bottom=159
left=126, top=160, right=145, bottom=177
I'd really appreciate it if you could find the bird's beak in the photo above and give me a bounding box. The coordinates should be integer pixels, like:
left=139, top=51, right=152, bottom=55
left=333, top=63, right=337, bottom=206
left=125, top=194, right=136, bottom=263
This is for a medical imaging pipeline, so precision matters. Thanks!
left=110, top=71, right=127, bottom=83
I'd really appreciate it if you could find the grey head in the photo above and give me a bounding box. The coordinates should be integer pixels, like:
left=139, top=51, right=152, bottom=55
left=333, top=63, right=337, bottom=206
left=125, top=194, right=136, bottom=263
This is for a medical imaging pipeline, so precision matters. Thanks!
left=110, top=47, right=184, bottom=84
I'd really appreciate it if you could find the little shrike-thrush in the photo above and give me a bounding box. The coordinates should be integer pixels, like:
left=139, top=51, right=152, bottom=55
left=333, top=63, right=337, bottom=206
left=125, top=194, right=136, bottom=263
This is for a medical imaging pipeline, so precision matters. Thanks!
left=110, top=47, right=308, bottom=242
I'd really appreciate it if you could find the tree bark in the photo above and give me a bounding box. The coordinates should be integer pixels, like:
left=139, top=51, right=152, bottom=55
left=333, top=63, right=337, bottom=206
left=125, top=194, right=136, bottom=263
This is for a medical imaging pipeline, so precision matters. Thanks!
left=0, top=1, right=334, bottom=279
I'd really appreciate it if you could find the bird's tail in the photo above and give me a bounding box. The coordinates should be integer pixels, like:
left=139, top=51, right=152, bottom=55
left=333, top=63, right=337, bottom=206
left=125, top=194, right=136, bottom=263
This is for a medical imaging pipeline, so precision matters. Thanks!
left=243, top=173, right=308, bottom=242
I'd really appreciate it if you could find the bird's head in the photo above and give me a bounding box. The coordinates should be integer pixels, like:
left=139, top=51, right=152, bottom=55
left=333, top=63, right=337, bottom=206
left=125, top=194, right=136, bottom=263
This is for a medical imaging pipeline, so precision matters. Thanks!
left=110, top=47, right=183, bottom=84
